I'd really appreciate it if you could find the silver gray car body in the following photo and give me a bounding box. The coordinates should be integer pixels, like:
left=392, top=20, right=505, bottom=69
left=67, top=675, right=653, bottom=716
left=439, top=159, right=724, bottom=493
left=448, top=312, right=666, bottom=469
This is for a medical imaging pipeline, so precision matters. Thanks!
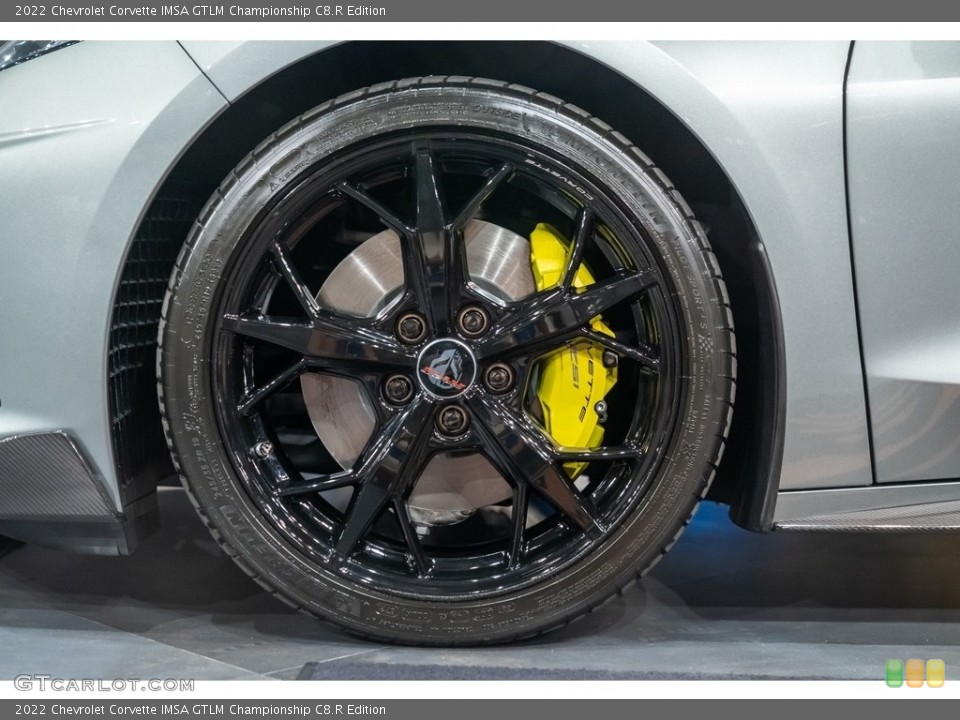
left=1, top=39, right=958, bottom=552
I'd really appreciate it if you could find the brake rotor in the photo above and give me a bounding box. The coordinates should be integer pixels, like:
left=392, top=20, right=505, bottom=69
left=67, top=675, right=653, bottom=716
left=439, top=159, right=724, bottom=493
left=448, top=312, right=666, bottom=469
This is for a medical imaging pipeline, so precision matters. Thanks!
left=302, top=220, right=535, bottom=519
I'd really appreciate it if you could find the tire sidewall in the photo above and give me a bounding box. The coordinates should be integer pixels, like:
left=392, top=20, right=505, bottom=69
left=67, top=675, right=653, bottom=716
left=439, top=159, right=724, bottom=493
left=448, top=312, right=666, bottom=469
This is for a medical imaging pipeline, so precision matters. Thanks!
left=160, top=81, right=731, bottom=644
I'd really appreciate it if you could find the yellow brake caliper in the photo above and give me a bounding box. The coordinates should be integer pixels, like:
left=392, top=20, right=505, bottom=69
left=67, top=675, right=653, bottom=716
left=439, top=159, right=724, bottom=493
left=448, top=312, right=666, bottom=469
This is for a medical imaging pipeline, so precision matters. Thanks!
left=529, top=223, right=617, bottom=479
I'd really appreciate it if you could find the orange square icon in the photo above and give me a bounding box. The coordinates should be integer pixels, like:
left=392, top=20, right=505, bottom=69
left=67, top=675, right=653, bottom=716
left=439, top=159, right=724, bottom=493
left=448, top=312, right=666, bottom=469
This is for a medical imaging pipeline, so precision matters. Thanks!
left=905, top=659, right=925, bottom=687
left=926, top=659, right=945, bottom=688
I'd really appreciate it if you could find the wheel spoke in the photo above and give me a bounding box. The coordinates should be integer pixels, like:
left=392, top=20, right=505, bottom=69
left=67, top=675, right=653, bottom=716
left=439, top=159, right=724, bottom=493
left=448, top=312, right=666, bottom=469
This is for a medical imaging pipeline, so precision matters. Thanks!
left=468, top=396, right=602, bottom=537
left=334, top=483, right=392, bottom=558
left=508, top=482, right=529, bottom=568
left=474, top=289, right=563, bottom=358
left=334, top=400, right=435, bottom=558
left=222, top=313, right=414, bottom=371
left=556, top=445, right=641, bottom=463
left=531, top=466, right=602, bottom=539
left=336, top=181, right=411, bottom=236
left=238, top=359, right=308, bottom=415
left=397, top=232, right=433, bottom=328
left=573, top=268, right=658, bottom=321
left=451, top=163, right=514, bottom=229
left=413, top=148, right=446, bottom=235
left=222, top=315, right=312, bottom=353
left=393, top=498, right=432, bottom=577
left=477, top=267, right=657, bottom=360
left=560, top=208, right=593, bottom=290
left=278, top=469, right=360, bottom=497
left=270, top=241, right=319, bottom=319
left=402, top=148, right=464, bottom=334
left=580, top=327, right=660, bottom=373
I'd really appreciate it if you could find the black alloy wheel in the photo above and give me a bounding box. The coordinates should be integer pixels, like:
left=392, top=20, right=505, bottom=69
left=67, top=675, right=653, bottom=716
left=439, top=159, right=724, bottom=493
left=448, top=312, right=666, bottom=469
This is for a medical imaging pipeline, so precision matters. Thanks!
left=158, top=77, right=735, bottom=644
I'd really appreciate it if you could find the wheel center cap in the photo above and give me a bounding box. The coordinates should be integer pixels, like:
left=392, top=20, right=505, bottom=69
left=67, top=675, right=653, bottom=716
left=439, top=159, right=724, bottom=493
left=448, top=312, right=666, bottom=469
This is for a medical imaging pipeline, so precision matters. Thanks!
left=417, top=338, right=477, bottom=399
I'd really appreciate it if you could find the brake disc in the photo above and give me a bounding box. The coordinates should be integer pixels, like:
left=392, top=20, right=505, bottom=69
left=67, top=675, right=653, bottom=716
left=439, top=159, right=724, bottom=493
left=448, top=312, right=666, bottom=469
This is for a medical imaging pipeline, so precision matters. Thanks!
left=302, top=220, right=534, bottom=520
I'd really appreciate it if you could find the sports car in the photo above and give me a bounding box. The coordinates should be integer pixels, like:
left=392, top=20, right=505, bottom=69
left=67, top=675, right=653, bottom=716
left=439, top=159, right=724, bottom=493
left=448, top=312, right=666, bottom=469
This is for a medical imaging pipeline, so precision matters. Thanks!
left=1, top=39, right=958, bottom=644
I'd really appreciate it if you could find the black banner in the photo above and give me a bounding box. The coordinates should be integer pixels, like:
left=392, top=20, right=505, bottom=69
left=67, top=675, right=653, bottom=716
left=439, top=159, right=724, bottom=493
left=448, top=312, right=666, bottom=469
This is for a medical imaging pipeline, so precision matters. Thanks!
left=5, top=0, right=960, bottom=21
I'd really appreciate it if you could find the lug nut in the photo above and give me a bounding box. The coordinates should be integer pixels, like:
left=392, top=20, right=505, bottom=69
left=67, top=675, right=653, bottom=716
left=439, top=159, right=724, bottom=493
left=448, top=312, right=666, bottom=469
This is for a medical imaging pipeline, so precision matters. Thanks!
left=483, top=362, right=515, bottom=394
left=396, top=312, right=427, bottom=344
left=436, top=405, right=469, bottom=436
left=383, top=374, right=414, bottom=405
left=602, top=351, right=618, bottom=368
left=457, top=305, right=490, bottom=338
left=252, top=441, right=273, bottom=459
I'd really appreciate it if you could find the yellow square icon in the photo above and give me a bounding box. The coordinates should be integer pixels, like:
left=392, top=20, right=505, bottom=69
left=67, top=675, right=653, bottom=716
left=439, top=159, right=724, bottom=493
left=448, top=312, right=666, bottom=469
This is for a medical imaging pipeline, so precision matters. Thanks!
left=926, top=659, right=945, bottom=688
left=906, top=659, right=925, bottom=687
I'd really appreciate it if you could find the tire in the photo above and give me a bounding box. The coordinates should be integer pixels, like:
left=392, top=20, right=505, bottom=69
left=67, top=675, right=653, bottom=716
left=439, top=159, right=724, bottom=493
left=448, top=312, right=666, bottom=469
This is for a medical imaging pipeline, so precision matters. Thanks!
left=158, top=76, right=735, bottom=645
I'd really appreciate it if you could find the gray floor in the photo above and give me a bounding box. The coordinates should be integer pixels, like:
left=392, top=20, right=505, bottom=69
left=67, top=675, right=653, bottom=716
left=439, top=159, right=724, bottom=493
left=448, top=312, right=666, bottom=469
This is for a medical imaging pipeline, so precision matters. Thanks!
left=2, top=488, right=960, bottom=681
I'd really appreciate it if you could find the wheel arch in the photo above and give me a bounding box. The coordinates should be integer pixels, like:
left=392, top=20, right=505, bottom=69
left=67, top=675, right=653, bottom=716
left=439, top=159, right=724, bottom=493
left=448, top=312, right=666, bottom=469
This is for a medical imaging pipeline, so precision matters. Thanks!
left=111, top=40, right=784, bottom=533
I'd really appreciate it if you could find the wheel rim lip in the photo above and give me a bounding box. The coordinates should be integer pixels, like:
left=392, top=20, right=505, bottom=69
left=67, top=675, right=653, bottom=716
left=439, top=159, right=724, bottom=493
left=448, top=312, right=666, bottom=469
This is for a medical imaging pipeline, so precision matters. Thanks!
left=207, top=128, right=686, bottom=600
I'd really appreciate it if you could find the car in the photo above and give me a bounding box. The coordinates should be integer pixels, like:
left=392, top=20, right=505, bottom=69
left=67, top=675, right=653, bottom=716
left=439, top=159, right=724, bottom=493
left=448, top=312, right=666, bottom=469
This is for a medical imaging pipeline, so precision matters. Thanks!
left=1, top=38, right=958, bottom=645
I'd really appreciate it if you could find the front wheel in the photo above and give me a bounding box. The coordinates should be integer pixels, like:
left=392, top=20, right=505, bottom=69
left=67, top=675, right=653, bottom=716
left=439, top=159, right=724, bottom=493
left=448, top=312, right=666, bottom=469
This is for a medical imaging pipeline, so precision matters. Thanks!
left=158, top=77, right=735, bottom=645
